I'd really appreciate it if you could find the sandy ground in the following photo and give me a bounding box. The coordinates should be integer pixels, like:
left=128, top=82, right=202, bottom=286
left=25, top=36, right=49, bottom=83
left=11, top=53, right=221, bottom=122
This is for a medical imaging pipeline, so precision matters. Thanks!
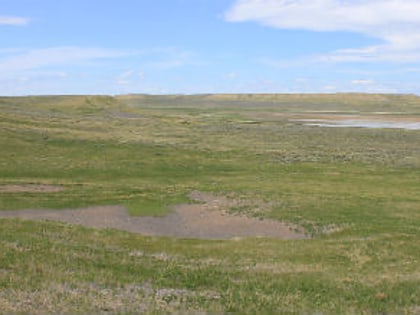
left=0, top=190, right=306, bottom=240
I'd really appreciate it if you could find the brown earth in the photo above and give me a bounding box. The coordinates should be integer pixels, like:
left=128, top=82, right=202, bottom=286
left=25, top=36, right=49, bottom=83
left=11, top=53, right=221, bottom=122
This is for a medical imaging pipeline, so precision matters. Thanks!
left=0, top=184, right=64, bottom=193
left=0, top=191, right=306, bottom=240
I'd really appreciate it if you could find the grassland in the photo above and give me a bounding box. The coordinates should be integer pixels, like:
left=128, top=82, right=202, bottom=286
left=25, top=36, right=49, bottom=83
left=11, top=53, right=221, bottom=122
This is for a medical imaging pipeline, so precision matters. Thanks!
left=0, top=94, right=419, bottom=314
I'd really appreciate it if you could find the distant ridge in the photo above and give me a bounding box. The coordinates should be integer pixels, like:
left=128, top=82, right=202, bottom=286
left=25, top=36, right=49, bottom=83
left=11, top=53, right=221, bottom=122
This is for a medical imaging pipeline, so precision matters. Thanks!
left=1, top=93, right=420, bottom=113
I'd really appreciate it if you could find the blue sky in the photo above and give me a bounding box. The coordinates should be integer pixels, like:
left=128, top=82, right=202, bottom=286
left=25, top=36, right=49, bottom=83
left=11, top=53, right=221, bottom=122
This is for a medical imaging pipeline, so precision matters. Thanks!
left=1, top=0, right=420, bottom=95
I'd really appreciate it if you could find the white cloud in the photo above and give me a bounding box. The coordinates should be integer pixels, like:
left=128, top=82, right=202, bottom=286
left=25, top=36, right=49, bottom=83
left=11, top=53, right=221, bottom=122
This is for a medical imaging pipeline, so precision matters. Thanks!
left=320, top=44, right=420, bottom=63
left=351, top=79, right=375, bottom=85
left=0, top=15, right=29, bottom=26
left=225, top=0, right=420, bottom=34
left=0, top=46, right=131, bottom=73
left=225, top=0, right=420, bottom=62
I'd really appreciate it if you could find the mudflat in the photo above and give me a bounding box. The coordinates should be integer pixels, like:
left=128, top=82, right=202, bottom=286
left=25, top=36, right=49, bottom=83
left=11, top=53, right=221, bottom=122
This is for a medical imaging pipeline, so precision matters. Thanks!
left=0, top=191, right=306, bottom=240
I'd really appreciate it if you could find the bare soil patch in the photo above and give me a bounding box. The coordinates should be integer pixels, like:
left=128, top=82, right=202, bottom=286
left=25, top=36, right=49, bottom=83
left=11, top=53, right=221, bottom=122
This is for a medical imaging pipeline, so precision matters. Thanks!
left=0, top=191, right=306, bottom=240
left=0, top=184, right=64, bottom=193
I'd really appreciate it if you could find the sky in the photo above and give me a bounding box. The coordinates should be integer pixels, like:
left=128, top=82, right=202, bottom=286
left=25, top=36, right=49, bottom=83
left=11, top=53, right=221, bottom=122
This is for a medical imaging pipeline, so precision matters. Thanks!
left=1, top=0, right=420, bottom=95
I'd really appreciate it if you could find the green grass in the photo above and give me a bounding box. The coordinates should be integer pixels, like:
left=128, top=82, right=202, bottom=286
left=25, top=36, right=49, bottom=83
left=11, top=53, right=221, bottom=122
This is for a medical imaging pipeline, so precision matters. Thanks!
left=0, top=94, right=419, bottom=314
left=0, top=219, right=418, bottom=314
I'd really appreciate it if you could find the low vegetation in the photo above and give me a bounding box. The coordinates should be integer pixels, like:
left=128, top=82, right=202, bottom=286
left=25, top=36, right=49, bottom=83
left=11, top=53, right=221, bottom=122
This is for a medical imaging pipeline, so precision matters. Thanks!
left=0, top=94, right=419, bottom=314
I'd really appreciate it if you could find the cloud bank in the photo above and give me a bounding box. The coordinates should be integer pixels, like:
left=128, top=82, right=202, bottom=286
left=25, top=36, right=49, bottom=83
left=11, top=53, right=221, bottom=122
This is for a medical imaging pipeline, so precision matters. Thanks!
left=225, top=0, right=420, bottom=62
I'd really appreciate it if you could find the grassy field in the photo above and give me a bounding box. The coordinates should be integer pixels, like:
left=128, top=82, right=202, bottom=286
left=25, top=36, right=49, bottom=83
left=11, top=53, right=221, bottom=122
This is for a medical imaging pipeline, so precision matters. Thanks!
left=0, top=94, right=419, bottom=314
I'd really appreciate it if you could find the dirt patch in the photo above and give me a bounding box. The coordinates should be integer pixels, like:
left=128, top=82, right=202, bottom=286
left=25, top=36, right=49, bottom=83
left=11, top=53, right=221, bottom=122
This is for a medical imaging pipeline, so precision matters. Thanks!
left=0, top=184, right=64, bottom=193
left=0, top=191, right=306, bottom=240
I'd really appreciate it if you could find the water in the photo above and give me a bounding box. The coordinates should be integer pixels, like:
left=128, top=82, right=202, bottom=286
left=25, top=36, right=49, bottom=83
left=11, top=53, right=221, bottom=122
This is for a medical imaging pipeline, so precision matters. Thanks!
left=295, top=119, right=420, bottom=130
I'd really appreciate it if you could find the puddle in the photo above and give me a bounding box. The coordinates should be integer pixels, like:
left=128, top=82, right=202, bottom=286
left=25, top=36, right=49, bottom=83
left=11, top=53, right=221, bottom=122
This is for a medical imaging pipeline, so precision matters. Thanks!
left=0, top=191, right=307, bottom=240
left=294, top=119, right=420, bottom=130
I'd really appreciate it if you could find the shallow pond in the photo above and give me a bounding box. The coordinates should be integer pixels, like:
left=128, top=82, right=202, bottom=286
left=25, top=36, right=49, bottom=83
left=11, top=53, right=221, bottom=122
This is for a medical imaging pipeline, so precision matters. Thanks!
left=295, top=119, right=420, bottom=130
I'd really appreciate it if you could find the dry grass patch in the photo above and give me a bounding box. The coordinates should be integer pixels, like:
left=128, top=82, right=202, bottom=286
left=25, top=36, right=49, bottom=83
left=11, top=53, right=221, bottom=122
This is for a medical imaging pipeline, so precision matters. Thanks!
left=0, top=283, right=222, bottom=314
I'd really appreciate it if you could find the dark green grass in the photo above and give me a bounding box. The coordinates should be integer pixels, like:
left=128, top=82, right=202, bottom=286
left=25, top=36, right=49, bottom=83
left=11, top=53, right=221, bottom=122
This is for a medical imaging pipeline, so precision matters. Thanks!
left=0, top=94, right=419, bottom=314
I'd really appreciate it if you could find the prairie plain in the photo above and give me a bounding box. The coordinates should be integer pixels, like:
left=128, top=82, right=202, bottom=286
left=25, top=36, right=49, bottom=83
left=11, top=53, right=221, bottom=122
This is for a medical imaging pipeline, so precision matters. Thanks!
left=0, top=93, right=419, bottom=314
